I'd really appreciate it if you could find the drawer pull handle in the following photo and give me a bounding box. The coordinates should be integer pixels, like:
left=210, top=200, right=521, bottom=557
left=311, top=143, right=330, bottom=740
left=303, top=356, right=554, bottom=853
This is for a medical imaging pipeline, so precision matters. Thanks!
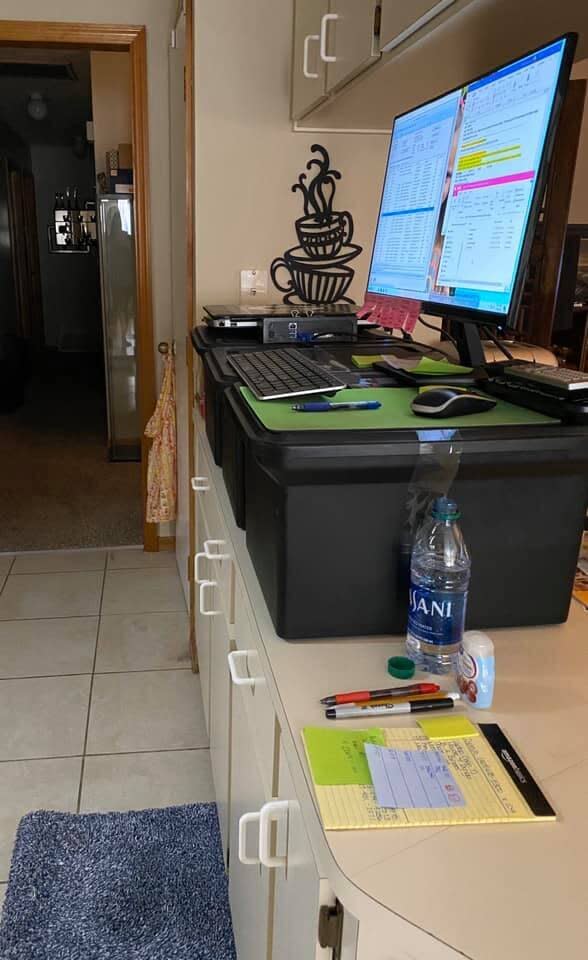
left=194, top=551, right=208, bottom=584
left=191, top=475, right=210, bottom=492
left=199, top=580, right=220, bottom=616
left=319, top=13, right=338, bottom=63
left=259, top=800, right=289, bottom=868
left=228, top=650, right=256, bottom=687
left=205, top=539, right=230, bottom=562
left=303, top=33, right=319, bottom=78
left=238, top=812, right=261, bottom=865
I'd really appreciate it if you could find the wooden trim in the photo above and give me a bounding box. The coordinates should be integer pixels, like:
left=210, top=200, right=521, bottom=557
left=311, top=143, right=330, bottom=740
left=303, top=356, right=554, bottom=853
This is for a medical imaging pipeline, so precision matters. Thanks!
left=184, top=0, right=198, bottom=672
left=528, top=79, right=586, bottom=347
left=158, top=536, right=177, bottom=551
left=0, top=20, right=143, bottom=49
left=0, top=19, right=159, bottom=553
left=129, top=28, right=158, bottom=552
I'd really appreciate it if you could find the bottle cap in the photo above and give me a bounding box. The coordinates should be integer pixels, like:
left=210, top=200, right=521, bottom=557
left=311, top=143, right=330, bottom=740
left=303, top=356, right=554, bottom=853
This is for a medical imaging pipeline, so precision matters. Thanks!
left=387, top=656, right=416, bottom=679
left=462, top=630, right=494, bottom=656
left=432, top=497, right=460, bottom=521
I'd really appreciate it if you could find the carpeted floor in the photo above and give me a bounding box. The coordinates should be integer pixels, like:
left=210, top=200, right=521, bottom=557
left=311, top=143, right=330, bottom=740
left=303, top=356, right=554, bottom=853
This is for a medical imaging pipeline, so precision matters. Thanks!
left=0, top=352, right=142, bottom=552
left=0, top=805, right=236, bottom=960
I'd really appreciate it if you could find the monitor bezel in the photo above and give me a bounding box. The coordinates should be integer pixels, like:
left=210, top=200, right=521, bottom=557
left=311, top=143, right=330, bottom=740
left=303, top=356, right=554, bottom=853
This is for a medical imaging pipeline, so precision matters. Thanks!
left=365, top=32, right=578, bottom=329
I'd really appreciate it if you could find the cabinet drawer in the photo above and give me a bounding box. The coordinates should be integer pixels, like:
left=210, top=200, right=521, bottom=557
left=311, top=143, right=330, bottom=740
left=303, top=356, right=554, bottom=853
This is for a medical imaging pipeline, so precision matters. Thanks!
left=231, top=579, right=277, bottom=800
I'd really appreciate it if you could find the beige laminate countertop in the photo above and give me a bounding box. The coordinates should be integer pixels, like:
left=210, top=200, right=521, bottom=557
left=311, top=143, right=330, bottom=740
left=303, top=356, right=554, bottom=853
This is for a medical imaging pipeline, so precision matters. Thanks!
left=197, top=413, right=588, bottom=960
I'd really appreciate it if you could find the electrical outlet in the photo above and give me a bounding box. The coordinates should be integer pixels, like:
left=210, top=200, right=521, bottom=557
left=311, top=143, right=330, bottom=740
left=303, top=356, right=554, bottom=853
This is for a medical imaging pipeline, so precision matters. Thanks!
left=240, top=269, right=268, bottom=303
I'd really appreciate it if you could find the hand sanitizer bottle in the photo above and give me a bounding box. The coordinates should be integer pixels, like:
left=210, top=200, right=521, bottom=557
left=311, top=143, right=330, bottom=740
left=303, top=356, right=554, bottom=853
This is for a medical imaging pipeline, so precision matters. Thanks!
left=457, top=631, right=495, bottom=709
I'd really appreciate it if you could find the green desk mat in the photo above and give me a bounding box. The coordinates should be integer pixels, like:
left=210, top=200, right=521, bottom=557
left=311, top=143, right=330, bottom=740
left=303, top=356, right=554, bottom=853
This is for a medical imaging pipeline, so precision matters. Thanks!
left=240, top=387, right=558, bottom=432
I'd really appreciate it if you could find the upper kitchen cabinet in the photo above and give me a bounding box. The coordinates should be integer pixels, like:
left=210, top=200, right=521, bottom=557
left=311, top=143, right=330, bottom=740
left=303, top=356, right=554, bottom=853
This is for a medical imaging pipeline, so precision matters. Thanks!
left=291, top=0, right=380, bottom=120
left=291, top=0, right=329, bottom=120
left=379, top=0, right=456, bottom=53
left=323, top=1, right=381, bottom=92
left=291, top=0, right=588, bottom=130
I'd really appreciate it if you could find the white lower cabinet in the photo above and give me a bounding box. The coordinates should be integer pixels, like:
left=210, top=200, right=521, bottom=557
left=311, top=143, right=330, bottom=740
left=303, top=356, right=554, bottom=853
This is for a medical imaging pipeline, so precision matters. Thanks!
left=271, top=743, right=328, bottom=960
left=194, top=492, right=211, bottom=731
left=228, top=681, right=273, bottom=960
left=209, top=608, right=233, bottom=866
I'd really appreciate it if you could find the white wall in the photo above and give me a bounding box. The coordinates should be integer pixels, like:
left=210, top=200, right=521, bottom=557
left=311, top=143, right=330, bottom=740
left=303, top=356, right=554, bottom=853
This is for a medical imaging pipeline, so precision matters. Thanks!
left=90, top=51, right=132, bottom=179
left=0, top=0, right=176, bottom=354
left=194, top=0, right=389, bottom=316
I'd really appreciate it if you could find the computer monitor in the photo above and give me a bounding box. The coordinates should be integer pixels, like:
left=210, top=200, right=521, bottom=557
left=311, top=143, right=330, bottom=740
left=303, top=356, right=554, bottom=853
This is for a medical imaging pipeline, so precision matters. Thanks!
left=367, top=34, right=577, bottom=328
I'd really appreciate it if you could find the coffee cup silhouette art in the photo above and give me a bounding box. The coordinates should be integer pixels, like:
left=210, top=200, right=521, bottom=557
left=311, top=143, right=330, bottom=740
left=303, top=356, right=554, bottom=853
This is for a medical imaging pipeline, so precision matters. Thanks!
left=270, top=144, right=362, bottom=305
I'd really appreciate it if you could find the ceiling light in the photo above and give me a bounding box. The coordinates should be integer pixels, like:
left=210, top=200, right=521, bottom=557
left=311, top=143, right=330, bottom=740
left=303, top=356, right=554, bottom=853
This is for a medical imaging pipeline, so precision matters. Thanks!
left=27, top=92, right=48, bottom=120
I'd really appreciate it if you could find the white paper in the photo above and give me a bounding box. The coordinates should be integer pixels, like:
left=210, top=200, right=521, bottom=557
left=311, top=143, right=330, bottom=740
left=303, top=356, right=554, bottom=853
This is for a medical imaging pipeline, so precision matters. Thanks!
left=365, top=744, right=465, bottom=809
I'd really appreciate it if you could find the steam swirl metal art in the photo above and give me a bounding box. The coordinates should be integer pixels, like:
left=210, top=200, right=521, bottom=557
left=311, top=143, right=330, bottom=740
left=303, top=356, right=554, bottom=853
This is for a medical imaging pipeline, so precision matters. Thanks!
left=270, top=145, right=362, bottom=305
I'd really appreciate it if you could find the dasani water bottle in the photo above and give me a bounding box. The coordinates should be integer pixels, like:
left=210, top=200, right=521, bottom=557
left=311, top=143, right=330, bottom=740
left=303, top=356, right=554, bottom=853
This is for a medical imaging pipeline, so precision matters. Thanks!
left=406, top=496, right=470, bottom=674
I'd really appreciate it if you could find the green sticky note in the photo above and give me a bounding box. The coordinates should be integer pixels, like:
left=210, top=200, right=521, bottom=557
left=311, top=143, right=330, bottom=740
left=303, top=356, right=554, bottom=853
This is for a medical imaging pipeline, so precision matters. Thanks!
left=303, top=727, right=385, bottom=785
left=417, top=715, right=479, bottom=740
left=351, top=354, right=384, bottom=369
left=413, top=357, right=474, bottom=376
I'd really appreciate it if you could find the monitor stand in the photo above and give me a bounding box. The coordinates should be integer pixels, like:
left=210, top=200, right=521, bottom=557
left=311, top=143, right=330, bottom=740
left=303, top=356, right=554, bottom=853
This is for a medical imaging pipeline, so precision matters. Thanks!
left=447, top=318, right=486, bottom=367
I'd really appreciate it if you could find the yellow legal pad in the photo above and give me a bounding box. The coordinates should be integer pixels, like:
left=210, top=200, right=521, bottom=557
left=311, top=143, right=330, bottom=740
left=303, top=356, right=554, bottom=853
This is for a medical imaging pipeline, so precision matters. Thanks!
left=302, top=725, right=556, bottom=830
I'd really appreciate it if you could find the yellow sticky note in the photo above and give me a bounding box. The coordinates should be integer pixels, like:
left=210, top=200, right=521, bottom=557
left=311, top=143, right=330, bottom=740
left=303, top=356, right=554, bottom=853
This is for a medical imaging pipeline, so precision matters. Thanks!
left=417, top=715, right=479, bottom=740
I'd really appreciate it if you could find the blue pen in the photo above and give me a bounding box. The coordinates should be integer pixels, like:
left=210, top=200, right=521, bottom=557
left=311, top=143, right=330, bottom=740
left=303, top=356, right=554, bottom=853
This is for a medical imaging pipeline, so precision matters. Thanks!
left=292, top=400, right=382, bottom=412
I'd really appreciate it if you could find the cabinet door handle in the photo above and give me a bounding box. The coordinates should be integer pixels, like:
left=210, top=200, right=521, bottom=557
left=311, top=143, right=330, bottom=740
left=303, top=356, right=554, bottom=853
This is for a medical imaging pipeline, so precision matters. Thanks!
left=191, top=475, right=210, bottom=492
left=319, top=13, right=338, bottom=63
left=199, top=580, right=220, bottom=616
left=303, top=33, right=319, bottom=78
left=204, top=539, right=230, bottom=562
left=228, top=650, right=256, bottom=687
left=194, top=551, right=208, bottom=584
left=238, top=812, right=261, bottom=865
left=259, top=800, right=289, bottom=868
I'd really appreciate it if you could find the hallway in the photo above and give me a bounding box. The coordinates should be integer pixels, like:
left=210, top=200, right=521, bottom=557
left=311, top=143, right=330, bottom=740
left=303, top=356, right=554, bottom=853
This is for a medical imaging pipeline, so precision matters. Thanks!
left=0, top=353, right=142, bottom=553
left=0, top=547, right=211, bottom=909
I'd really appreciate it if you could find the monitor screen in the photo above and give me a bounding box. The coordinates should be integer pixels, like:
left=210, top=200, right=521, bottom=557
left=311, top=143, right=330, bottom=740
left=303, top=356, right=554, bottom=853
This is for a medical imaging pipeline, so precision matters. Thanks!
left=367, top=36, right=575, bottom=324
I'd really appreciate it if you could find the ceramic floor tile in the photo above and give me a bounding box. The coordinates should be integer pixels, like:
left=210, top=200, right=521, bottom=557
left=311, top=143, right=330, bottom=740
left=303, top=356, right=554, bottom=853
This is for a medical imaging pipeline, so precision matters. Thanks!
left=80, top=749, right=215, bottom=812
left=95, top=612, right=190, bottom=673
left=86, top=671, right=207, bottom=754
left=0, top=617, right=98, bottom=679
left=107, top=548, right=177, bottom=570
left=101, top=569, right=186, bottom=615
left=0, top=571, right=103, bottom=620
left=0, top=676, right=91, bottom=760
left=0, top=557, right=14, bottom=579
left=11, top=550, right=106, bottom=575
left=0, top=757, right=81, bottom=881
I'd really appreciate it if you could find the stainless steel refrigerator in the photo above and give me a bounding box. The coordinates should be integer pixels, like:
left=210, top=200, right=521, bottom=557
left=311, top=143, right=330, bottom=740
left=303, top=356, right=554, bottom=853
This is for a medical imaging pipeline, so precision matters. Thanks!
left=97, top=194, right=141, bottom=461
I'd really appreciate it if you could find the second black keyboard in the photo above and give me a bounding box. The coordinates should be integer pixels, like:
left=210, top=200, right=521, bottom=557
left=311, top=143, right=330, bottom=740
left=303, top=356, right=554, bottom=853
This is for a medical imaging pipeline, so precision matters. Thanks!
left=227, top=348, right=347, bottom=400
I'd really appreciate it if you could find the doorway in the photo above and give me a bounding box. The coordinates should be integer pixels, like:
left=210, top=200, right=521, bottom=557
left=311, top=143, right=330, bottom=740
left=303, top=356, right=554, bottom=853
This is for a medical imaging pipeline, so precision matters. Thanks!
left=0, top=20, right=157, bottom=553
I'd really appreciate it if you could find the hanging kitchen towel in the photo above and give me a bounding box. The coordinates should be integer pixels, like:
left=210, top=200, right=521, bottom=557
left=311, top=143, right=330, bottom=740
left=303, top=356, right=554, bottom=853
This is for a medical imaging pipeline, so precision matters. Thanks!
left=144, top=352, right=177, bottom=523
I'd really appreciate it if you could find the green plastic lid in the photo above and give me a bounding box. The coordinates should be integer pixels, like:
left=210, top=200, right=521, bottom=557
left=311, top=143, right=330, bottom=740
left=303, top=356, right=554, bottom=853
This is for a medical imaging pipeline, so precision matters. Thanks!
left=432, top=496, right=460, bottom=521
left=387, top=656, right=416, bottom=680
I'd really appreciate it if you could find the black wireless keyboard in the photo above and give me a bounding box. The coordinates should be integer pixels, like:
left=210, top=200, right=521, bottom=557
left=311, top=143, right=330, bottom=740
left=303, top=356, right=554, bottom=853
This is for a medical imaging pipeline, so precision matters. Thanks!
left=484, top=376, right=588, bottom=424
left=227, top=348, right=346, bottom=400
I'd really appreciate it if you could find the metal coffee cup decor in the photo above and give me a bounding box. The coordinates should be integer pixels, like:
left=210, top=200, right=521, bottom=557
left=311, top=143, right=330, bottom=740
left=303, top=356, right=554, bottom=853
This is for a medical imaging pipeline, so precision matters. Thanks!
left=270, top=144, right=362, bottom=305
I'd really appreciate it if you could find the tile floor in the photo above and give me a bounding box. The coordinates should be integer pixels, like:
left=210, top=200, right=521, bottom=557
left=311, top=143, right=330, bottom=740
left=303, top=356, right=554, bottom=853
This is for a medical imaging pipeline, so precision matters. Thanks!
left=0, top=547, right=214, bottom=911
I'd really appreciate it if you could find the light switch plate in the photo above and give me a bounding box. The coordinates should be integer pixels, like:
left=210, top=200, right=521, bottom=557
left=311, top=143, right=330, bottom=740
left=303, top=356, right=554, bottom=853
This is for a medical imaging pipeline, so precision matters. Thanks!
left=240, top=269, right=268, bottom=300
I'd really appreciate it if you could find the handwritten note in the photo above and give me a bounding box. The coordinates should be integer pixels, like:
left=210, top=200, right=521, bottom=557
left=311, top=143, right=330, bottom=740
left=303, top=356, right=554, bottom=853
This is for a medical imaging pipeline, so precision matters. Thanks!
left=365, top=744, right=465, bottom=808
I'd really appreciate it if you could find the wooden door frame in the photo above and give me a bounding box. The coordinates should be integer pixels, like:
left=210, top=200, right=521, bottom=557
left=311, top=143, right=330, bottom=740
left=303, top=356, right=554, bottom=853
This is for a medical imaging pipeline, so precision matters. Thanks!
left=182, top=0, right=198, bottom=670
left=0, top=19, right=158, bottom=551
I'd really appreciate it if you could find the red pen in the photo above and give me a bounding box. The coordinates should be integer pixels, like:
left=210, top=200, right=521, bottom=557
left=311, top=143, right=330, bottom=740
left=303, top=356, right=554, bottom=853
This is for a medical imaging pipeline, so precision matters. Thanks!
left=320, top=683, right=440, bottom=707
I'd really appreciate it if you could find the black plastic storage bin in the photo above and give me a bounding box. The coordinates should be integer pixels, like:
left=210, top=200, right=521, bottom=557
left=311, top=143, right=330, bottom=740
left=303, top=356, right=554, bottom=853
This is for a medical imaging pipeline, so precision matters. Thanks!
left=224, top=385, right=588, bottom=640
